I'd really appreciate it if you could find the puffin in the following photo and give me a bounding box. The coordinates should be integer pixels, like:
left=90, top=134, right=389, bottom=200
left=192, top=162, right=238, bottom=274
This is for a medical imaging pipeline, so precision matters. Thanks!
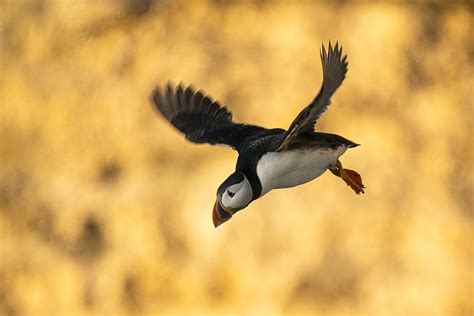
left=151, top=41, right=365, bottom=228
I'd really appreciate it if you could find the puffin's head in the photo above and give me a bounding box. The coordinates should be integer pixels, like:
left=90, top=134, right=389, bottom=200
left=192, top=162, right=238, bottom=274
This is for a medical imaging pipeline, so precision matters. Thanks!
left=213, top=172, right=253, bottom=228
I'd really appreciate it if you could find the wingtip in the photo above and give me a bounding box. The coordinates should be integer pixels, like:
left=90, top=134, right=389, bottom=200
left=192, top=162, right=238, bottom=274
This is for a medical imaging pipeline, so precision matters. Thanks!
left=322, top=40, right=344, bottom=51
left=150, top=85, right=161, bottom=101
left=166, top=81, right=174, bottom=94
left=149, top=83, right=175, bottom=120
left=185, top=83, right=196, bottom=94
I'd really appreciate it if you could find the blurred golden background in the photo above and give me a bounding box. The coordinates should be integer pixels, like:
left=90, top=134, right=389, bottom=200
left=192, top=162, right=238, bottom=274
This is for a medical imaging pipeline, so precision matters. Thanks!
left=1, top=1, right=473, bottom=315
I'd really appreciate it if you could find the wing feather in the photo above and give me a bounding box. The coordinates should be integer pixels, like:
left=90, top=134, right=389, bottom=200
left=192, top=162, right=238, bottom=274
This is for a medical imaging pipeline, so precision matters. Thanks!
left=278, top=41, right=348, bottom=151
left=151, top=83, right=271, bottom=151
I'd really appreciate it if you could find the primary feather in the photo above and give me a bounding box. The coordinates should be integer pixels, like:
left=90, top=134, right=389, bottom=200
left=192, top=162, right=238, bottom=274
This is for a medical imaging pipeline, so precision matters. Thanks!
left=277, top=41, right=348, bottom=151
left=150, top=83, right=271, bottom=151
left=151, top=42, right=349, bottom=154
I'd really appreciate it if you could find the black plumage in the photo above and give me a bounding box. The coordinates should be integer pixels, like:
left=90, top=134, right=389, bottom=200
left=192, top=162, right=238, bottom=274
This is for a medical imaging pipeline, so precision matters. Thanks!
left=151, top=83, right=279, bottom=152
left=150, top=41, right=363, bottom=226
left=277, top=42, right=348, bottom=151
left=151, top=42, right=350, bottom=155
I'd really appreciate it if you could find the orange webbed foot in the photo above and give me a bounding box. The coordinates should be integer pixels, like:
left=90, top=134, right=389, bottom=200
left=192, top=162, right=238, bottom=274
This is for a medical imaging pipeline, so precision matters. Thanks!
left=330, top=161, right=366, bottom=195
left=342, top=168, right=365, bottom=194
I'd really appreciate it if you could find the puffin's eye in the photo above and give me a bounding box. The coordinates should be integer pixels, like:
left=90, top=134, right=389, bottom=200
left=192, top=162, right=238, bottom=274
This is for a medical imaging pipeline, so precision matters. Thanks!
left=227, top=189, right=235, bottom=198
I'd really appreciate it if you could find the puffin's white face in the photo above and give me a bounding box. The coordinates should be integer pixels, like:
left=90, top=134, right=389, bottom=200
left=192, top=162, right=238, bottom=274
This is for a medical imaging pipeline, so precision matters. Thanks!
left=221, top=179, right=252, bottom=210
left=213, top=172, right=253, bottom=227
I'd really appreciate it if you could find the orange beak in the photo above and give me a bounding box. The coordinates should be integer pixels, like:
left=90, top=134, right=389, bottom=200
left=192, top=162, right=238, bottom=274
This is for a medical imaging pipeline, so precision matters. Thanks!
left=212, top=200, right=232, bottom=228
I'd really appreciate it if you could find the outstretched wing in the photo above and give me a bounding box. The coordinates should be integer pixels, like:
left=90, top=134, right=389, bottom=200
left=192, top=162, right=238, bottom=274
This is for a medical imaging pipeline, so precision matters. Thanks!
left=278, top=42, right=348, bottom=151
left=151, top=83, right=270, bottom=152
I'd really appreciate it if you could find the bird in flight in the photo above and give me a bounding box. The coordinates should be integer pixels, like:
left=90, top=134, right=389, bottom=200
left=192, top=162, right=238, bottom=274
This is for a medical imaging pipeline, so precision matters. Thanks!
left=151, top=41, right=365, bottom=228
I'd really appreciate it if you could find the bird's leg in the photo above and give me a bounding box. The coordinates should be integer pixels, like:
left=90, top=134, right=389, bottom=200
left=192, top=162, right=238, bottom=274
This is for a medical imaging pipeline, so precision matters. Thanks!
left=329, top=160, right=365, bottom=194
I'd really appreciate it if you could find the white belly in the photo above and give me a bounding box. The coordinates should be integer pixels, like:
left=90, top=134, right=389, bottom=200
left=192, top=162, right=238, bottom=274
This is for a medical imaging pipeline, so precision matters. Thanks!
left=256, top=147, right=347, bottom=196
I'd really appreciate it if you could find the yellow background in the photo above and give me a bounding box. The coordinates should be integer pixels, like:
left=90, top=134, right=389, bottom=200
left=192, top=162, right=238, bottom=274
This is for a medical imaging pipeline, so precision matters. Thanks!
left=1, top=1, right=473, bottom=315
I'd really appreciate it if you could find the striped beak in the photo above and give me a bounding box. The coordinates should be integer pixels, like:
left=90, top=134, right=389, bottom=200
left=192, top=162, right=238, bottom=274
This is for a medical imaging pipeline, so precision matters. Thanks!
left=212, top=200, right=233, bottom=228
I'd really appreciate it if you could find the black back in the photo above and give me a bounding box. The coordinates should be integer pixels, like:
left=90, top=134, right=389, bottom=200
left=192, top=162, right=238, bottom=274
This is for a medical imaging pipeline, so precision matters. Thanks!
left=236, top=131, right=357, bottom=200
